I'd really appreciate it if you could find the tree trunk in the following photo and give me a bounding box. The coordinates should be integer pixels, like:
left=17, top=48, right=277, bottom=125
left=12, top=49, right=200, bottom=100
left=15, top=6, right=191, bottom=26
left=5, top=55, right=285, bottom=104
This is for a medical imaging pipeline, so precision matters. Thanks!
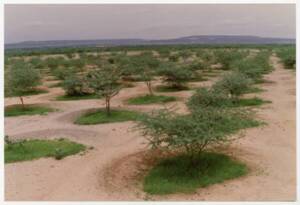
left=146, top=81, right=153, bottom=95
left=105, top=97, right=111, bottom=116
left=19, top=96, right=25, bottom=109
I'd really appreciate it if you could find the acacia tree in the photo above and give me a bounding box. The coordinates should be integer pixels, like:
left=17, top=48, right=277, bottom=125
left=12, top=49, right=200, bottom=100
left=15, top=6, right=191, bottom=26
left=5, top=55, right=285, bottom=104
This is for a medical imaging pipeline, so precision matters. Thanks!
left=213, top=71, right=252, bottom=100
left=86, top=65, right=121, bottom=115
left=179, top=50, right=193, bottom=63
left=125, top=54, right=160, bottom=95
left=158, top=62, right=197, bottom=89
left=137, top=107, right=253, bottom=163
left=6, top=61, right=41, bottom=108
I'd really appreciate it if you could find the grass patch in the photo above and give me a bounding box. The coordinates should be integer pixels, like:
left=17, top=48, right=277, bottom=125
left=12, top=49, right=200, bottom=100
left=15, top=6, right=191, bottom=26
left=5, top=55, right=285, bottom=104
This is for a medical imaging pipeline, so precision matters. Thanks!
left=127, top=95, right=176, bottom=105
left=5, top=138, right=85, bottom=163
left=155, top=85, right=190, bottom=92
left=5, top=105, right=55, bottom=117
left=75, top=109, right=140, bottom=125
left=55, top=94, right=98, bottom=101
left=5, top=89, right=48, bottom=97
left=144, top=152, right=247, bottom=195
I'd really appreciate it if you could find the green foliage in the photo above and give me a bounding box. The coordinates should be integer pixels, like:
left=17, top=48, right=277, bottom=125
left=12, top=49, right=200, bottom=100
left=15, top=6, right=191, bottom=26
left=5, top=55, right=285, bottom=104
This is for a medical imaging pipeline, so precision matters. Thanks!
left=178, top=50, right=193, bottom=63
left=6, top=61, right=41, bottom=95
left=144, top=152, right=247, bottom=195
left=214, top=49, right=246, bottom=70
left=5, top=105, right=55, bottom=117
left=213, top=72, right=252, bottom=99
left=155, top=85, right=190, bottom=92
left=119, top=53, right=160, bottom=94
left=86, top=65, right=122, bottom=115
left=127, top=94, right=176, bottom=105
left=168, top=53, right=180, bottom=62
left=230, top=52, right=272, bottom=81
left=5, top=138, right=85, bottom=163
left=188, top=87, right=269, bottom=110
left=62, top=74, right=91, bottom=96
left=188, top=61, right=206, bottom=71
left=5, top=89, right=48, bottom=97
left=233, top=97, right=271, bottom=107
left=158, top=62, right=198, bottom=89
left=51, top=67, right=76, bottom=80
left=28, top=57, right=45, bottom=69
left=75, top=109, right=140, bottom=125
left=276, top=46, right=296, bottom=69
left=137, top=108, right=260, bottom=157
left=188, top=87, right=232, bottom=109
left=6, top=61, right=41, bottom=106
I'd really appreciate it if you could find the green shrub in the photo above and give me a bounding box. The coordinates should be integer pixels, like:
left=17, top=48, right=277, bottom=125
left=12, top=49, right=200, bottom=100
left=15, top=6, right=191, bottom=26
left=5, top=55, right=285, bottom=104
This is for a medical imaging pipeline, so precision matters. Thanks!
left=213, top=72, right=252, bottom=99
left=188, top=87, right=231, bottom=109
left=137, top=107, right=259, bottom=159
left=6, top=60, right=41, bottom=107
left=214, top=49, right=245, bottom=70
left=158, top=62, right=197, bottom=89
left=276, top=47, right=296, bottom=69
left=51, top=67, right=76, bottom=80
left=62, top=74, right=91, bottom=96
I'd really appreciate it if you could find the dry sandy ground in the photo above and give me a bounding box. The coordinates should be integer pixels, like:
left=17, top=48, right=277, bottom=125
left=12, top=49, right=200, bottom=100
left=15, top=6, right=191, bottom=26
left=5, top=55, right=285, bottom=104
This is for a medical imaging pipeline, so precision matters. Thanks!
left=4, top=55, right=296, bottom=201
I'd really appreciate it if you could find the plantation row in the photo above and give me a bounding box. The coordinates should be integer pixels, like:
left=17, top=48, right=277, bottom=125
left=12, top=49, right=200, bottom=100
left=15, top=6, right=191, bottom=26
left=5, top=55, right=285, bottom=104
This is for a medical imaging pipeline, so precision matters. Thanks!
left=5, top=47, right=267, bottom=108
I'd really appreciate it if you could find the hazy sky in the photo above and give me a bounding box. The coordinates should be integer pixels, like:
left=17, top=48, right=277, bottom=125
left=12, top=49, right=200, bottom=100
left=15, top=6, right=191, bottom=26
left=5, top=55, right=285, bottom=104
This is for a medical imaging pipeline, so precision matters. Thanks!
left=5, top=4, right=296, bottom=43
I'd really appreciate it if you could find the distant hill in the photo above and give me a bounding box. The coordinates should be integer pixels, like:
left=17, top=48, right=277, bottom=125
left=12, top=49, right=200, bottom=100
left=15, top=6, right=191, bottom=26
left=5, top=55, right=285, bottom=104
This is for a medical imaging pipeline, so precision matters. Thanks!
left=5, top=35, right=295, bottom=49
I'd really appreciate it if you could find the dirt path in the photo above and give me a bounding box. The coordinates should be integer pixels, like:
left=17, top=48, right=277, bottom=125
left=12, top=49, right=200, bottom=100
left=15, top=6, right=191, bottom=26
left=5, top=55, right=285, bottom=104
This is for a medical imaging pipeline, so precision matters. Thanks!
left=4, top=54, right=296, bottom=201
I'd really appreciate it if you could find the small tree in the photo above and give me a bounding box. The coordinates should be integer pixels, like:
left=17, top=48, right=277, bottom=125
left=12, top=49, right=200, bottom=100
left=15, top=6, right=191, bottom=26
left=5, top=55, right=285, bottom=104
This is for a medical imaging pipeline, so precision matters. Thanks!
left=213, top=71, right=252, bottom=100
left=179, top=50, right=193, bottom=63
left=168, top=53, right=180, bottom=62
left=86, top=65, right=121, bottom=115
left=62, top=74, right=91, bottom=96
left=214, top=49, right=245, bottom=70
left=158, top=62, right=197, bottom=89
left=126, top=54, right=160, bottom=95
left=137, top=107, right=251, bottom=163
left=187, top=87, right=231, bottom=110
left=6, top=61, right=41, bottom=107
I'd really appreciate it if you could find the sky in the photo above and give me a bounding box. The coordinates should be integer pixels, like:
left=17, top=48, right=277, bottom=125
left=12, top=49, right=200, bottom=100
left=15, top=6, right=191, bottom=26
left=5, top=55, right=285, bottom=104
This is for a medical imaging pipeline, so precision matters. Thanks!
left=5, top=4, right=296, bottom=44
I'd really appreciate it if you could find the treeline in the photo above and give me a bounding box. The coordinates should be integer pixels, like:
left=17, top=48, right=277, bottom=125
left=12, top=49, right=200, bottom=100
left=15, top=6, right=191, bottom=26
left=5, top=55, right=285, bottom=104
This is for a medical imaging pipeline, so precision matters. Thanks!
left=5, top=43, right=292, bottom=57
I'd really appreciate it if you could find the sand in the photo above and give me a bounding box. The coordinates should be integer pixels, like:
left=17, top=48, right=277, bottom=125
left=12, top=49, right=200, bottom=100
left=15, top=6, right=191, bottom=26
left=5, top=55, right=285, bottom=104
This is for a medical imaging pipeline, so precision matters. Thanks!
left=4, top=54, right=296, bottom=201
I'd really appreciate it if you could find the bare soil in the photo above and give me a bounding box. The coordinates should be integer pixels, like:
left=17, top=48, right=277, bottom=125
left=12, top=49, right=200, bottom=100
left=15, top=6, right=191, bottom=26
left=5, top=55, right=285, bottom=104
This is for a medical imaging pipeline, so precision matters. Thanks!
left=4, top=54, right=296, bottom=201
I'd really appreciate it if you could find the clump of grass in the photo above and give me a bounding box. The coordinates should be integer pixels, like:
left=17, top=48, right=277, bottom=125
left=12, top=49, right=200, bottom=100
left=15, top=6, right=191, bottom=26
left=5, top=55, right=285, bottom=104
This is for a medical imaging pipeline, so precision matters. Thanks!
left=75, top=109, right=140, bottom=125
left=127, top=94, right=176, bottom=105
left=155, top=85, right=190, bottom=92
left=5, top=138, right=86, bottom=163
left=5, top=105, right=55, bottom=117
left=55, top=93, right=98, bottom=101
left=144, top=152, right=247, bottom=195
